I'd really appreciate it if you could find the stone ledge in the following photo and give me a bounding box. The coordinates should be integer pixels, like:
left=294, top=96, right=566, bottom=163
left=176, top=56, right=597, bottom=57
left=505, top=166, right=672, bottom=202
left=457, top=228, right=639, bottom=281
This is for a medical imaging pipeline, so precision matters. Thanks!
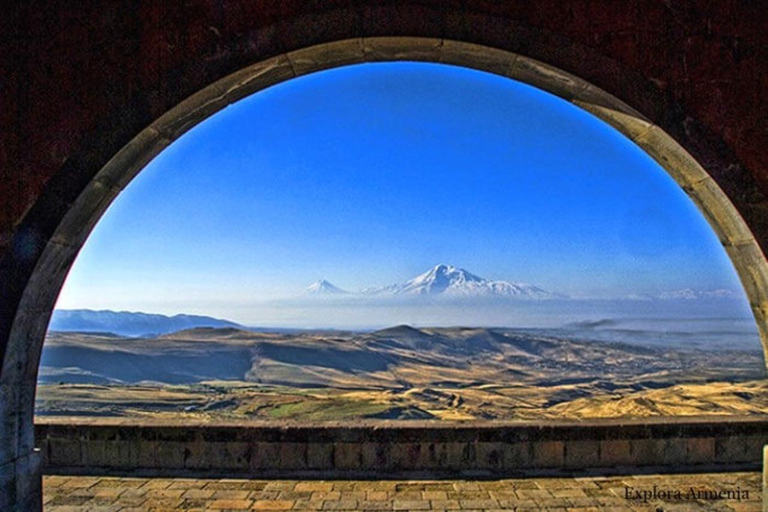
left=35, top=417, right=768, bottom=476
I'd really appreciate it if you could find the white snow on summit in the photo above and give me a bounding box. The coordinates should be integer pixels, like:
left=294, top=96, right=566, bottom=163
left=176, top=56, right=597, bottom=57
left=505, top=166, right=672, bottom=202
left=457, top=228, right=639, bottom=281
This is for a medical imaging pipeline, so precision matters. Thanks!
left=362, top=264, right=558, bottom=299
left=304, top=279, right=350, bottom=295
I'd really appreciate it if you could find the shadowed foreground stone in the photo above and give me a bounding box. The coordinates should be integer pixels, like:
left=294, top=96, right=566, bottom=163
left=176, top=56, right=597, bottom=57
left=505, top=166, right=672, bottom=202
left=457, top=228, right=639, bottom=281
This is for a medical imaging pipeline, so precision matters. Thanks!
left=42, top=471, right=762, bottom=511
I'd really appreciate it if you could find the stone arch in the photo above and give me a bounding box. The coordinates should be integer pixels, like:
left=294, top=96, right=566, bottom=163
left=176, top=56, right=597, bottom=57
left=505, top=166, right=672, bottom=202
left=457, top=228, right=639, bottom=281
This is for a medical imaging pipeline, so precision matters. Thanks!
left=1, top=36, right=766, bottom=510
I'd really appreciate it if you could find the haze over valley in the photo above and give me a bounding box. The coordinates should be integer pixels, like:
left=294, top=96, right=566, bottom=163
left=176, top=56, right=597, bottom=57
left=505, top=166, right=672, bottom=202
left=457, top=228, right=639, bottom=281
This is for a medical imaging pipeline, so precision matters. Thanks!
left=38, top=303, right=766, bottom=422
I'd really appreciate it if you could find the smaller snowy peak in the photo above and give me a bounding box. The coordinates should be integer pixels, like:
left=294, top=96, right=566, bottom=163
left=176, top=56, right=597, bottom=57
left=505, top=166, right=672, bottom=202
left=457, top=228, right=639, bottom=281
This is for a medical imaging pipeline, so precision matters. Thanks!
left=304, top=279, right=350, bottom=295
left=656, top=288, right=738, bottom=300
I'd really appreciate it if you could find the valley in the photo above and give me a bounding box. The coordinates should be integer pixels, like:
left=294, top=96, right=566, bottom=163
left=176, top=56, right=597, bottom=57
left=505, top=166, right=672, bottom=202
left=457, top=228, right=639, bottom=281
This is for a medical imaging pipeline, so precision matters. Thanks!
left=36, top=325, right=768, bottom=421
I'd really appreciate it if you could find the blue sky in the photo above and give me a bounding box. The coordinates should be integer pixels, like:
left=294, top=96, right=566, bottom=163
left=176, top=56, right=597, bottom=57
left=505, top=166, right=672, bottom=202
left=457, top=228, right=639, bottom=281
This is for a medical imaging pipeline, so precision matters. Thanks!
left=54, top=62, right=748, bottom=323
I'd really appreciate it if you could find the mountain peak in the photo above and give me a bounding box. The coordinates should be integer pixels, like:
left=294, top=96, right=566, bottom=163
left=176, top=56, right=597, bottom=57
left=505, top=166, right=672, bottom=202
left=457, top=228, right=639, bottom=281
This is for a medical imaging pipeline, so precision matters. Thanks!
left=364, top=264, right=558, bottom=299
left=304, top=279, right=349, bottom=295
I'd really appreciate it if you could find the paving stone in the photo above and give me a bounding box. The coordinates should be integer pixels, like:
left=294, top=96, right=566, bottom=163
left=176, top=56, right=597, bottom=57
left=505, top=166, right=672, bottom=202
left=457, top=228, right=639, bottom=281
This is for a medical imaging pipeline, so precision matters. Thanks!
left=392, top=499, right=430, bottom=509
left=422, top=490, right=447, bottom=499
left=209, top=498, right=255, bottom=509
left=331, top=481, right=358, bottom=491
left=390, top=491, right=423, bottom=500
left=458, top=498, right=500, bottom=509
left=202, top=480, right=244, bottom=490
left=182, top=488, right=216, bottom=498
left=295, top=481, right=334, bottom=492
left=140, top=479, right=173, bottom=490
left=210, top=489, right=251, bottom=499
left=429, top=499, right=461, bottom=509
left=40, top=471, right=762, bottom=511
left=366, top=490, right=389, bottom=500
left=277, top=490, right=313, bottom=500
left=311, top=491, right=342, bottom=500
left=249, top=490, right=282, bottom=500
left=357, top=500, right=393, bottom=509
left=446, top=490, right=490, bottom=499
left=292, top=499, right=325, bottom=509
left=322, top=499, right=359, bottom=509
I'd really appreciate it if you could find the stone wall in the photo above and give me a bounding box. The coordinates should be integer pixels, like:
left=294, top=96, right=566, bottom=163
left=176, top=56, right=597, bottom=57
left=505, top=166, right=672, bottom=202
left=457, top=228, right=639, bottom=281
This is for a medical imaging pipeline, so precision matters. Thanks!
left=36, top=417, right=767, bottom=477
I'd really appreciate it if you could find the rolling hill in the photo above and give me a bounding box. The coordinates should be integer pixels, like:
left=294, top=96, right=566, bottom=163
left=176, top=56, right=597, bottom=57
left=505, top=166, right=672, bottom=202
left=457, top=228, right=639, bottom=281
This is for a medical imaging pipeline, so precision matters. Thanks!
left=36, top=325, right=766, bottom=421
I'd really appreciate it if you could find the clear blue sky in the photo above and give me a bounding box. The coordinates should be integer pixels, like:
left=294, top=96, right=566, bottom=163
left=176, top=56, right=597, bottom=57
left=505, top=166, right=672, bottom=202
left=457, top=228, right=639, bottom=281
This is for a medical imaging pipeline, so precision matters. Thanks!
left=55, top=62, right=746, bottom=322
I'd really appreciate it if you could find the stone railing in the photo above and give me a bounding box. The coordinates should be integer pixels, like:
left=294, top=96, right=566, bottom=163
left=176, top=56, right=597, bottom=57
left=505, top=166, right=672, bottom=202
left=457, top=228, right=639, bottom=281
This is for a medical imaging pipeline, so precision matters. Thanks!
left=35, top=416, right=768, bottom=477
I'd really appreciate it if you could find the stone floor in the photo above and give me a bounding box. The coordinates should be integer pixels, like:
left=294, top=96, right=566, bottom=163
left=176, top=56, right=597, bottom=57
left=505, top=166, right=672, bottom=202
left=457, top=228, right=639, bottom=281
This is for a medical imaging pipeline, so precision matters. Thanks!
left=43, top=472, right=762, bottom=511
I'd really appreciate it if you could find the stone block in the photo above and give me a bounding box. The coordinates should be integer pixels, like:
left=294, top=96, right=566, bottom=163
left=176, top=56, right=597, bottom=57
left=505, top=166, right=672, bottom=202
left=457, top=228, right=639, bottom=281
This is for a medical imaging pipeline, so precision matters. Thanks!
left=307, top=443, right=333, bottom=469
left=81, top=440, right=107, bottom=467
left=15, top=451, right=42, bottom=510
left=662, top=438, right=688, bottom=465
left=564, top=440, right=599, bottom=469
left=112, top=440, right=137, bottom=468
left=742, top=435, right=767, bottom=464
left=686, top=437, right=715, bottom=464
left=441, top=39, right=518, bottom=77
left=334, top=443, right=362, bottom=470
left=715, top=436, right=744, bottom=463
left=80, top=437, right=135, bottom=468
left=445, top=442, right=474, bottom=470
left=17, top=379, right=38, bottom=453
left=287, top=39, right=365, bottom=77
left=763, top=445, right=767, bottom=512
left=184, top=441, right=208, bottom=470
left=0, top=392, right=19, bottom=466
left=508, top=54, right=589, bottom=102
left=277, top=442, right=306, bottom=470
left=155, top=441, right=185, bottom=469
left=630, top=439, right=665, bottom=466
left=418, top=442, right=447, bottom=470
left=206, top=441, right=248, bottom=470
left=503, top=442, right=532, bottom=469
left=48, top=438, right=81, bottom=467
left=634, top=126, right=710, bottom=189
left=137, top=440, right=157, bottom=468
left=363, top=36, right=444, bottom=62
left=599, top=439, right=631, bottom=467
left=0, top=460, right=15, bottom=510
left=250, top=442, right=279, bottom=470
left=532, top=441, right=564, bottom=468
left=574, top=101, right=653, bottom=142
left=361, top=443, right=390, bottom=470
left=688, top=177, right=758, bottom=247
left=91, top=124, right=171, bottom=193
left=389, top=443, right=422, bottom=470
left=476, top=442, right=504, bottom=470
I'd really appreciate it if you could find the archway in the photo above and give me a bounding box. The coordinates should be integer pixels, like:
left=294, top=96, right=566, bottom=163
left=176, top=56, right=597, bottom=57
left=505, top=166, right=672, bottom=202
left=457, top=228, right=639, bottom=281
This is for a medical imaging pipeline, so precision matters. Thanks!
left=2, top=37, right=766, bottom=510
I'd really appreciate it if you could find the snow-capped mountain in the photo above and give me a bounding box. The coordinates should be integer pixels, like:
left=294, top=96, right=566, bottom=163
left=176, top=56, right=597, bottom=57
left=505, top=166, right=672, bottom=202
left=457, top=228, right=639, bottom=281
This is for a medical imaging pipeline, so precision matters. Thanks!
left=363, top=264, right=558, bottom=299
left=304, top=279, right=350, bottom=295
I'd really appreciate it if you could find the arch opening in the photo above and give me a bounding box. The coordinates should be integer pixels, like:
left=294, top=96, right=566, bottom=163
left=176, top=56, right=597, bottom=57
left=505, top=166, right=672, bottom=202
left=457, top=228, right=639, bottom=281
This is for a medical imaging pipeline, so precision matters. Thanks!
left=12, top=38, right=765, bottom=378
left=31, top=49, right=768, bottom=424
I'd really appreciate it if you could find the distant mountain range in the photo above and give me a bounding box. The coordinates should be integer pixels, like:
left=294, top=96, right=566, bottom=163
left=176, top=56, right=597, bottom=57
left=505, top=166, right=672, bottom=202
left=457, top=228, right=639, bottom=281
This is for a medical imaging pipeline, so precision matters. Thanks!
left=303, top=264, right=740, bottom=302
left=626, top=288, right=739, bottom=301
left=49, top=310, right=242, bottom=337
left=655, top=288, right=738, bottom=300
left=306, top=264, right=561, bottom=299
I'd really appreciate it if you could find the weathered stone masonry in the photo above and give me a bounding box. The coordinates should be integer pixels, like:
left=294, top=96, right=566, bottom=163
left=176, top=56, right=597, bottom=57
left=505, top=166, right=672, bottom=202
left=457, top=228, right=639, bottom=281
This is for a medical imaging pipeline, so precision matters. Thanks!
left=37, top=417, right=768, bottom=477
left=2, top=2, right=767, bottom=510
